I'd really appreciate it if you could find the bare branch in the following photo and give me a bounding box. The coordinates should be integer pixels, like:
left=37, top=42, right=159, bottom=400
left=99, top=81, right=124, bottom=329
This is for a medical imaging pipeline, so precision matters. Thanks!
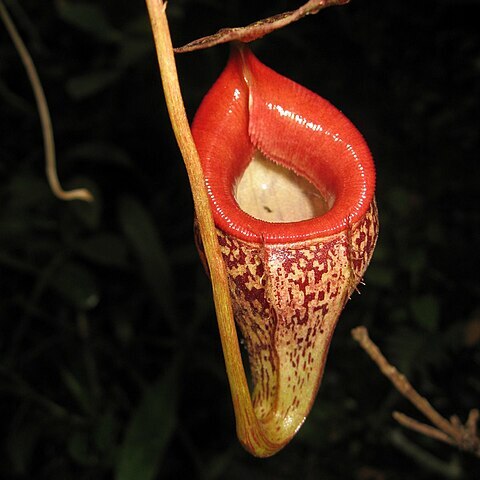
left=352, top=326, right=480, bottom=457
left=174, top=0, right=349, bottom=53
left=392, top=412, right=456, bottom=447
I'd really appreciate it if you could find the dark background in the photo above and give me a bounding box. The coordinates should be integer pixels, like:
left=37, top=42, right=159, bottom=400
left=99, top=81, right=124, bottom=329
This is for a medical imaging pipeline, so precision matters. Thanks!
left=1, top=0, right=479, bottom=478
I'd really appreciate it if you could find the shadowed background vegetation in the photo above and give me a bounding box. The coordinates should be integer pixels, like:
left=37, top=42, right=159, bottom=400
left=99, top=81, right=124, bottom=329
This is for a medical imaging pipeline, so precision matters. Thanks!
left=1, top=0, right=479, bottom=478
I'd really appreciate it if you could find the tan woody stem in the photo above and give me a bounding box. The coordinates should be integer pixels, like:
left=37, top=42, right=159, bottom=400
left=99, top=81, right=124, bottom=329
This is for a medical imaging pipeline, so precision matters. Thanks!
left=144, top=0, right=278, bottom=456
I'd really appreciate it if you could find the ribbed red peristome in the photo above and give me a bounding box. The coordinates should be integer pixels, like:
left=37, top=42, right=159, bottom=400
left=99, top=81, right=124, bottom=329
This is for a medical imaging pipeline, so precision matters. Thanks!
left=192, top=46, right=375, bottom=244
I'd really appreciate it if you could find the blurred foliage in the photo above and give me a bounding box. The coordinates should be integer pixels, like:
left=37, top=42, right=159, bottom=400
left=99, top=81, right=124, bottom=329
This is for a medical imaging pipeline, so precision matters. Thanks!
left=0, top=0, right=479, bottom=479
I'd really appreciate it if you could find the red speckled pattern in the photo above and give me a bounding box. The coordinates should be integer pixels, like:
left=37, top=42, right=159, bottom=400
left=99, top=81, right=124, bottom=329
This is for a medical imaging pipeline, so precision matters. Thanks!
left=197, top=202, right=378, bottom=441
left=195, top=201, right=378, bottom=441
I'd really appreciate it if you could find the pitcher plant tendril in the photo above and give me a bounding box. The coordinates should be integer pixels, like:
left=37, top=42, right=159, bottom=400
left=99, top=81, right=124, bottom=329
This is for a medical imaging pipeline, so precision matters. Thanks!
left=146, top=0, right=377, bottom=456
left=0, top=1, right=93, bottom=202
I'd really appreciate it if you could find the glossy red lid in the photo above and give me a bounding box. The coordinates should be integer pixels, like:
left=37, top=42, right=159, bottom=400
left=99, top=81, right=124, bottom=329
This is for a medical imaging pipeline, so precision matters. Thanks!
left=192, top=46, right=375, bottom=244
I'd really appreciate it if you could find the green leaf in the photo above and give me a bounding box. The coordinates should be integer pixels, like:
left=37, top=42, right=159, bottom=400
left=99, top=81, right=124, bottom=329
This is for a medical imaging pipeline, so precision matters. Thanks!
left=67, top=177, right=102, bottom=230
left=7, top=173, right=52, bottom=209
left=123, top=13, right=152, bottom=36
left=386, top=327, right=425, bottom=376
left=94, top=410, right=119, bottom=463
left=61, top=369, right=93, bottom=415
left=75, top=233, right=129, bottom=268
left=68, top=431, right=97, bottom=467
left=115, top=366, right=178, bottom=480
left=111, top=308, right=134, bottom=346
left=204, top=448, right=235, bottom=480
left=364, top=264, right=395, bottom=288
left=386, top=186, right=414, bottom=216
left=65, top=142, right=133, bottom=169
left=56, top=1, right=122, bottom=43
left=411, top=294, right=440, bottom=332
left=67, top=71, right=121, bottom=100
left=118, top=195, right=175, bottom=328
left=399, top=248, right=427, bottom=285
left=49, top=261, right=99, bottom=311
left=117, top=39, right=152, bottom=68
left=7, top=421, right=42, bottom=476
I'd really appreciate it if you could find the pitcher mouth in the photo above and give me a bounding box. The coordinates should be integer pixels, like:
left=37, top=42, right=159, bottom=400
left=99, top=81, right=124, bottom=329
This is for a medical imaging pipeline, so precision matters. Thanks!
left=192, top=46, right=375, bottom=244
left=234, top=149, right=335, bottom=224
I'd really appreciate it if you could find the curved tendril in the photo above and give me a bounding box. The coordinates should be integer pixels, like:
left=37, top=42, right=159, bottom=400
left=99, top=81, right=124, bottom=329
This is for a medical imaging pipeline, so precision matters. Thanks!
left=0, top=1, right=93, bottom=202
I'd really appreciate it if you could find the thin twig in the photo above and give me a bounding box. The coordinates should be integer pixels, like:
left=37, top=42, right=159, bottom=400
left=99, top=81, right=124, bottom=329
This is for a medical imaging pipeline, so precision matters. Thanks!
left=392, top=411, right=456, bottom=447
left=352, top=326, right=480, bottom=457
left=174, top=0, right=349, bottom=53
left=0, top=1, right=93, bottom=202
